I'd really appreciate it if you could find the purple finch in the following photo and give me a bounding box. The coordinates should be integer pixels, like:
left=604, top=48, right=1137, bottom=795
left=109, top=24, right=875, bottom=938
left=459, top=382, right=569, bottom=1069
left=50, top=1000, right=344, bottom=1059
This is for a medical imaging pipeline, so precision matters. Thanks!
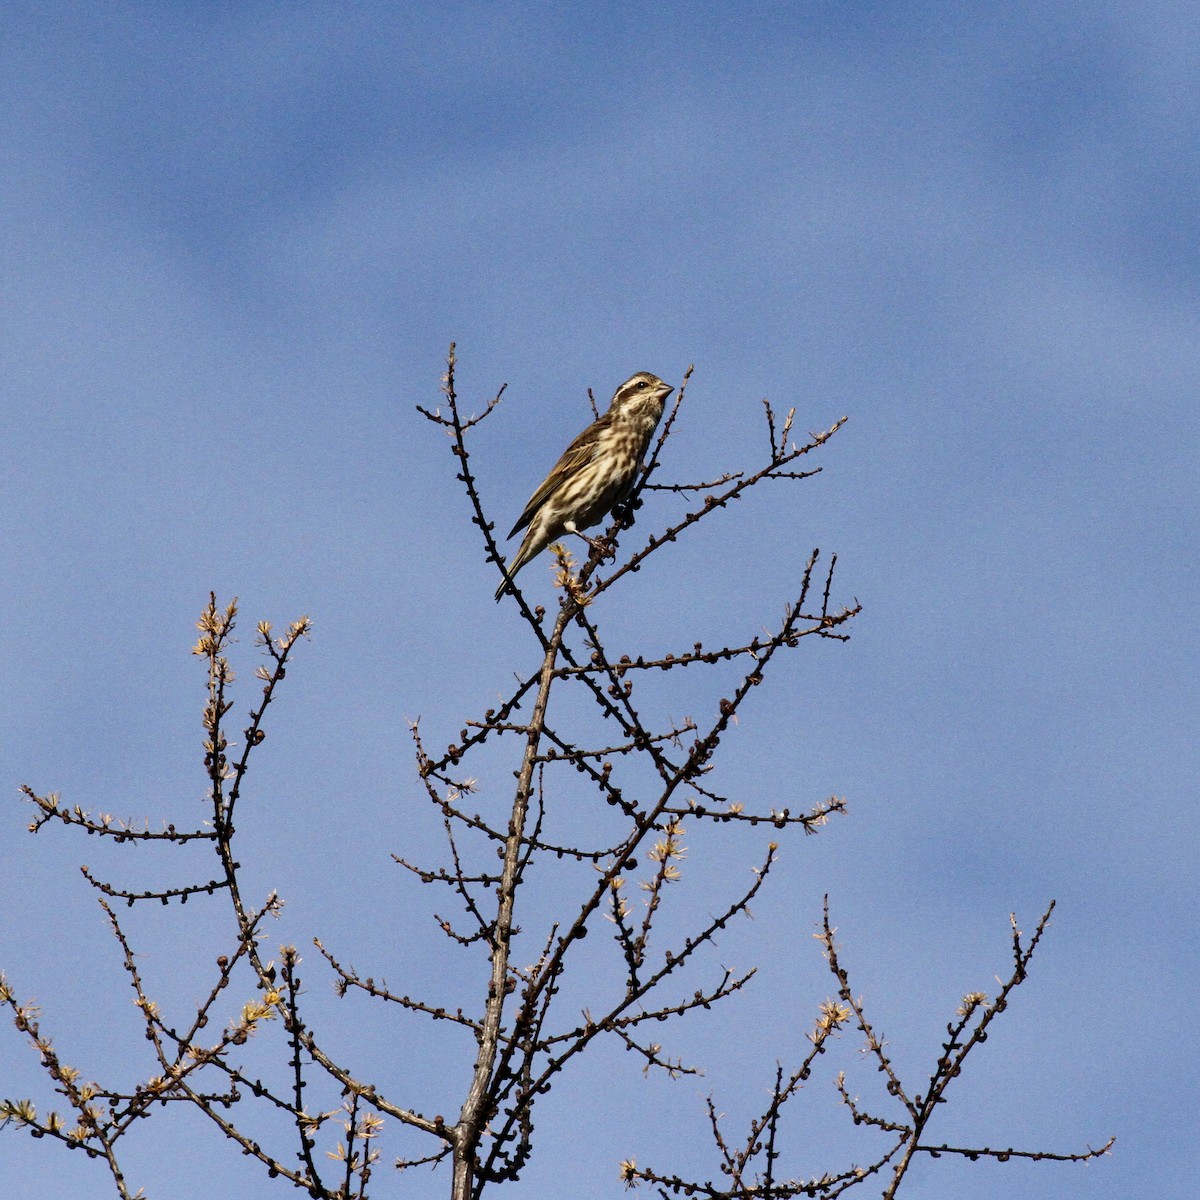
left=495, top=372, right=673, bottom=601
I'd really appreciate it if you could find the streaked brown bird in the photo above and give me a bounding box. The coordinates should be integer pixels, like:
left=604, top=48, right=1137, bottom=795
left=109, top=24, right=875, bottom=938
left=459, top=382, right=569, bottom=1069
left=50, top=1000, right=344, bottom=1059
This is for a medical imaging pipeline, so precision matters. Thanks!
left=495, top=371, right=674, bottom=601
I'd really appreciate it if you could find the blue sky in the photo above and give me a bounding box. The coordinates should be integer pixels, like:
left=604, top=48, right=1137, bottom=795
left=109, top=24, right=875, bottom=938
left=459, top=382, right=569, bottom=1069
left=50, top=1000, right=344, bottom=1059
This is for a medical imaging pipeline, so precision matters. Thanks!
left=2, top=5, right=1197, bottom=1198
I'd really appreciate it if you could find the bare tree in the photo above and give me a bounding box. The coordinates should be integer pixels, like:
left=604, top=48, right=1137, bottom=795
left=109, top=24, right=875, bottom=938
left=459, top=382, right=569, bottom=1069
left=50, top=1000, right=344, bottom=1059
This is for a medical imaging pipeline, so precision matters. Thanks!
left=2, top=349, right=1111, bottom=1199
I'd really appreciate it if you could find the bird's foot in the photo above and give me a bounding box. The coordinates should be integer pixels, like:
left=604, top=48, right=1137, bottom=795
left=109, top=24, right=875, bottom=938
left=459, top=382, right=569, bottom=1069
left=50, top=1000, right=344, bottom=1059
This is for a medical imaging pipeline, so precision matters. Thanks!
left=573, top=531, right=616, bottom=561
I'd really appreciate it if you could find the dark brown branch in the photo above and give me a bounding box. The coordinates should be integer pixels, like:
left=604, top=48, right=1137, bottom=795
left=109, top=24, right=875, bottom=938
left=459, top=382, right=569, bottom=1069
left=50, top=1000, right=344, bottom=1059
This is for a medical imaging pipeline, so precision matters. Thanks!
left=80, top=865, right=229, bottom=905
left=21, top=786, right=216, bottom=842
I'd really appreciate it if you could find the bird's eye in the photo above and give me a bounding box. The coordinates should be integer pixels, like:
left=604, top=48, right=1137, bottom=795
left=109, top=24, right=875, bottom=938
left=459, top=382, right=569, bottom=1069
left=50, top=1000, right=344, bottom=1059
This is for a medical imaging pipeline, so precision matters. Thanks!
left=636, top=379, right=648, bottom=389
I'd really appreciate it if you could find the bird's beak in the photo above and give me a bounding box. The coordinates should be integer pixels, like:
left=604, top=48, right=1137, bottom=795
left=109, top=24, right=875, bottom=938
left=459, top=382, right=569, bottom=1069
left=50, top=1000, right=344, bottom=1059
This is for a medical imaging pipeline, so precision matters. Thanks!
left=660, top=384, right=675, bottom=399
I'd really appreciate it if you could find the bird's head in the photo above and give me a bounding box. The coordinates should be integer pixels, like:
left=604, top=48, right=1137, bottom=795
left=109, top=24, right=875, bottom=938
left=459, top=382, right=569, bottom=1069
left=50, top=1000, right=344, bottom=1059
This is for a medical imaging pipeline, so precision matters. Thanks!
left=608, top=372, right=674, bottom=418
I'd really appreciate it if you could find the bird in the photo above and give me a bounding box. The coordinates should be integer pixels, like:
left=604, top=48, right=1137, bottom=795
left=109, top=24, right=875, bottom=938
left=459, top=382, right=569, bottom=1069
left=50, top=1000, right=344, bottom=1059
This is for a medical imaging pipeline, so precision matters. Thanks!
left=495, top=371, right=674, bottom=601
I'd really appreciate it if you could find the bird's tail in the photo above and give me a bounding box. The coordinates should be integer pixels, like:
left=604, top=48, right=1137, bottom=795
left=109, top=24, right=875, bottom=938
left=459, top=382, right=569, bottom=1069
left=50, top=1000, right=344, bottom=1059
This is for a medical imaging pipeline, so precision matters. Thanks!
left=494, top=559, right=518, bottom=603
left=495, top=527, right=540, bottom=601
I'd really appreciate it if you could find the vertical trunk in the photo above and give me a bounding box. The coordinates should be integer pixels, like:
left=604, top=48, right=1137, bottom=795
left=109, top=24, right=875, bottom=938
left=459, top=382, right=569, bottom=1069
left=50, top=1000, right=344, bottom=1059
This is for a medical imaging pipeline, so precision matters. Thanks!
left=449, top=608, right=569, bottom=1199
left=451, top=1148, right=474, bottom=1200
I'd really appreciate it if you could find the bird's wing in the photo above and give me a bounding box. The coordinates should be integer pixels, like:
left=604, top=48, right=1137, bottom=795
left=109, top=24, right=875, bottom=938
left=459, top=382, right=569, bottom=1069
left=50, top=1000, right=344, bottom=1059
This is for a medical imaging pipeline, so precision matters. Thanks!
left=506, top=422, right=604, bottom=539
